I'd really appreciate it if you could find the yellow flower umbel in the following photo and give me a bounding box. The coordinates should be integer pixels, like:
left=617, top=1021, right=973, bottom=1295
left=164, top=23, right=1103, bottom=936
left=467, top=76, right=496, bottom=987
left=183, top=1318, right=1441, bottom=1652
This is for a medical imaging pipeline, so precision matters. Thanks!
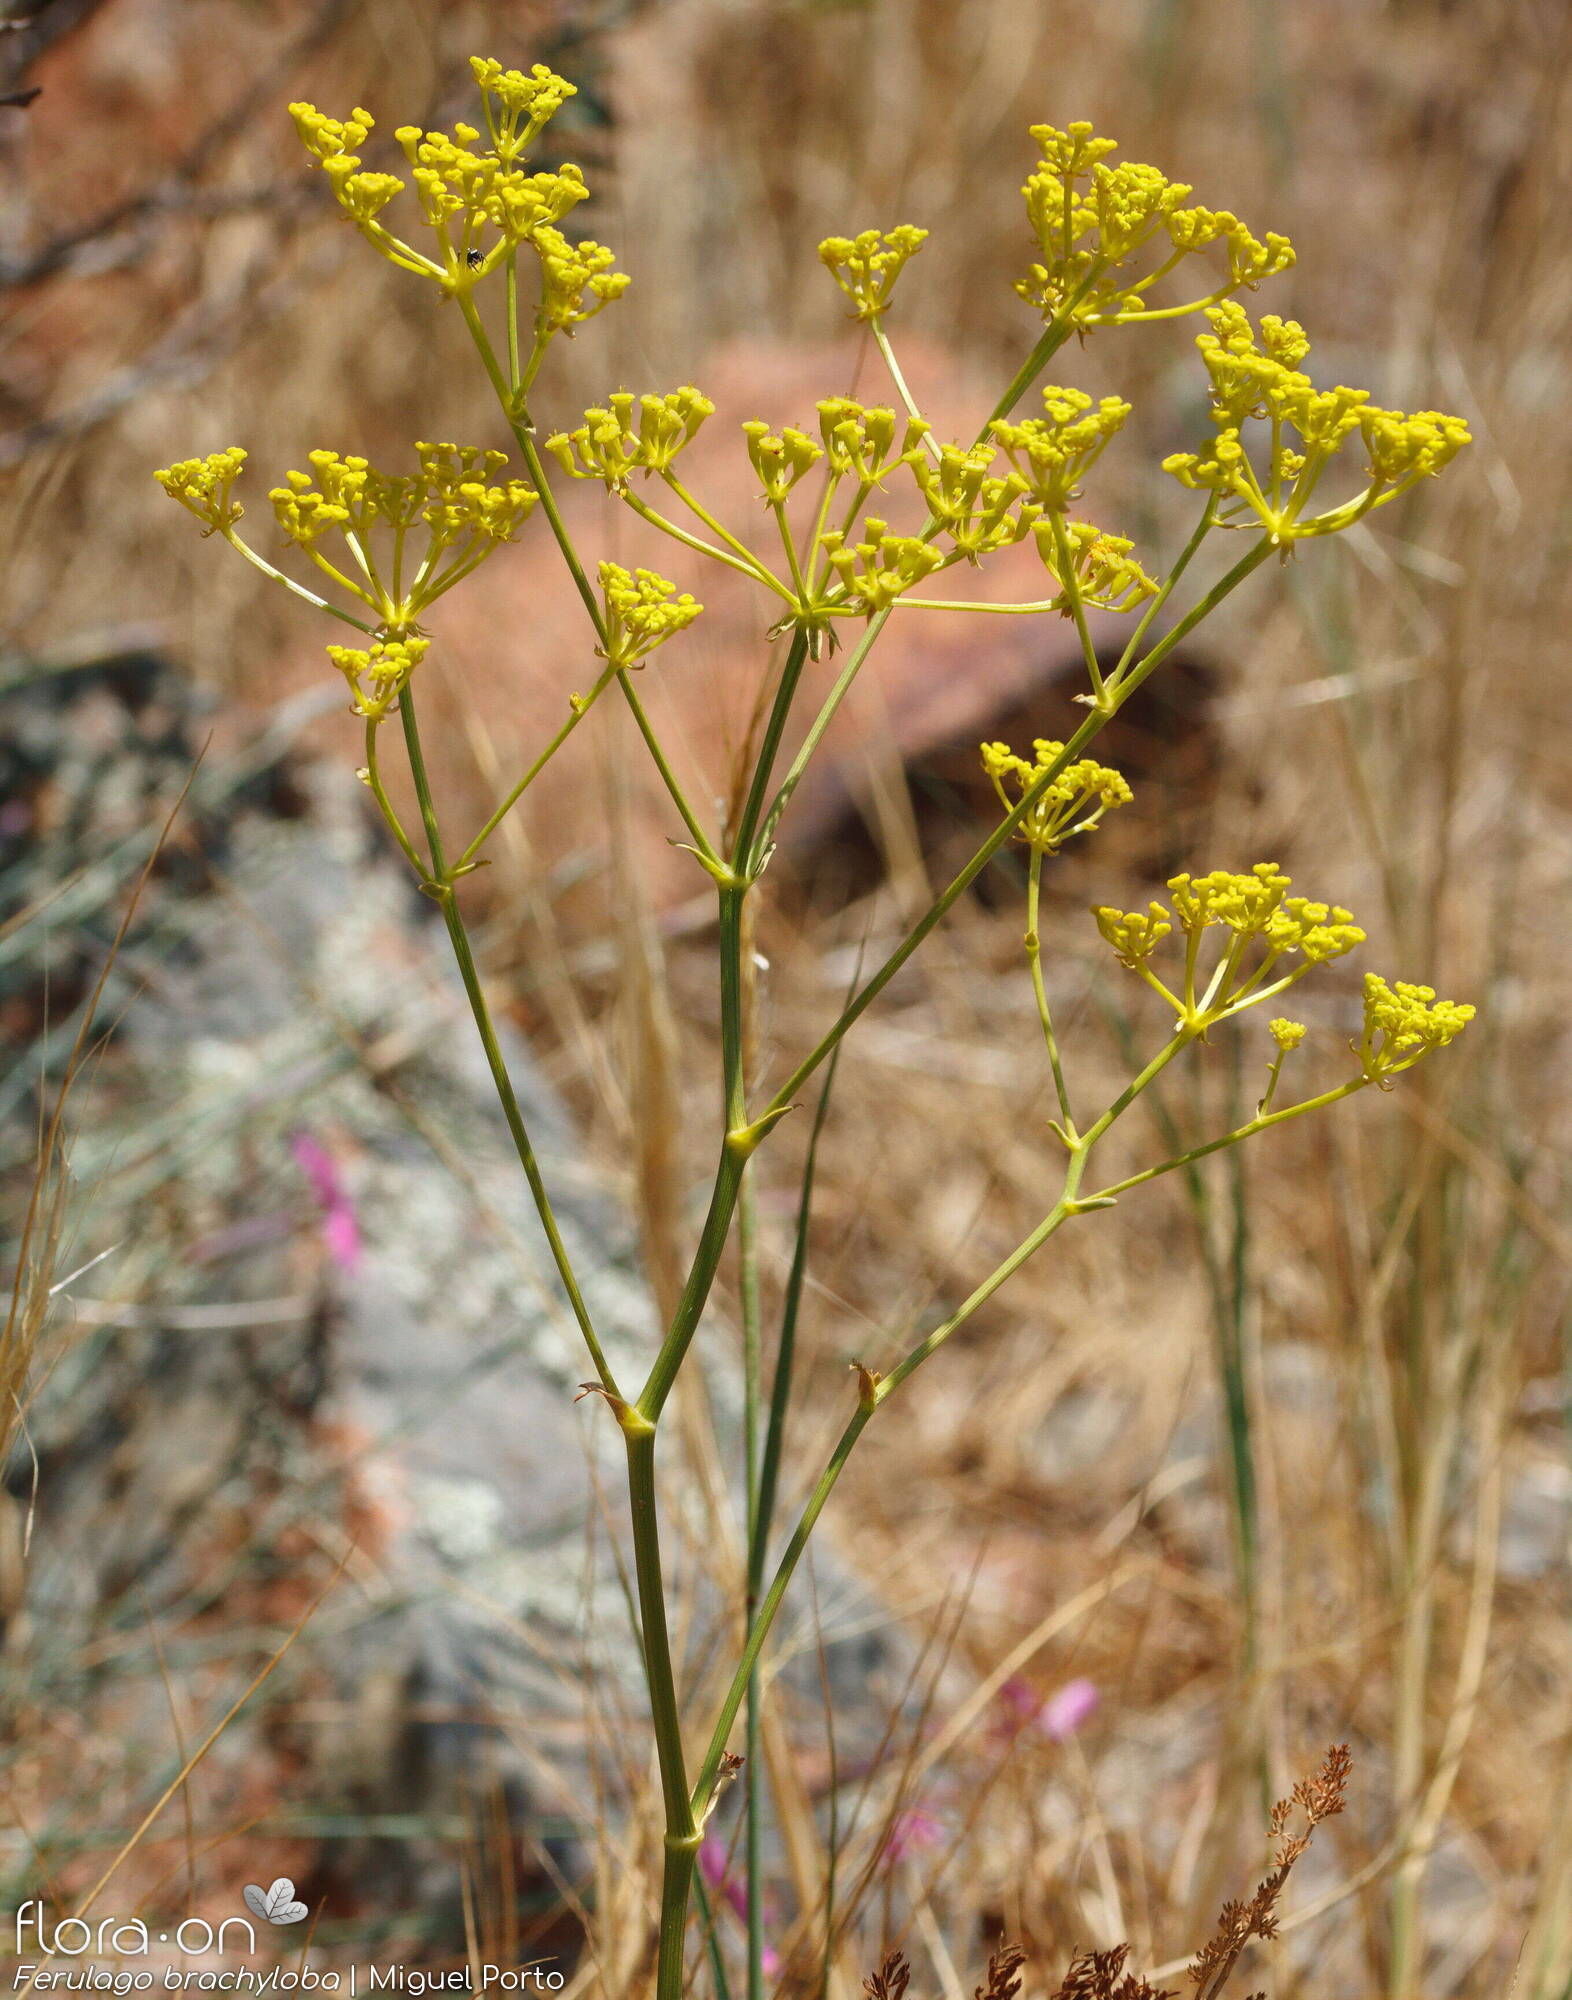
left=547, top=389, right=717, bottom=491
left=990, top=388, right=1132, bottom=511
left=1163, top=303, right=1471, bottom=544
left=816, top=400, right=929, bottom=486
left=1033, top=519, right=1158, bottom=614
left=742, top=422, right=824, bottom=504
left=816, top=519, right=945, bottom=614
left=154, top=447, right=248, bottom=536
left=980, top=739, right=1132, bottom=851
left=905, top=443, right=1040, bottom=563
left=1089, top=867, right=1474, bottom=1106
left=155, top=441, right=536, bottom=666
left=325, top=636, right=430, bottom=722
left=1015, top=121, right=1293, bottom=330
left=287, top=58, right=627, bottom=403
left=266, top=443, right=536, bottom=631
left=1094, top=862, right=1366, bottom=1029
left=599, top=563, right=703, bottom=670
left=1358, top=975, right=1476, bottom=1088
left=818, top=225, right=929, bottom=320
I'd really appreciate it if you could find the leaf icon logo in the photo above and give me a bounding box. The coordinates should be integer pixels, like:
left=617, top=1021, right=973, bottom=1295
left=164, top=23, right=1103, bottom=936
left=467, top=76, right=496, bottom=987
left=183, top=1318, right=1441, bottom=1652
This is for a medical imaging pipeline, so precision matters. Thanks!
left=243, top=1879, right=309, bottom=1926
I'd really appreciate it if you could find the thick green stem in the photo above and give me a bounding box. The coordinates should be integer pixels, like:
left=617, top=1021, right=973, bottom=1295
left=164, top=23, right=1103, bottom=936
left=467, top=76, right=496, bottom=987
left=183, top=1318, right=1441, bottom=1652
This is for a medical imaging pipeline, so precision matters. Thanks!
left=628, top=1424, right=700, bottom=2000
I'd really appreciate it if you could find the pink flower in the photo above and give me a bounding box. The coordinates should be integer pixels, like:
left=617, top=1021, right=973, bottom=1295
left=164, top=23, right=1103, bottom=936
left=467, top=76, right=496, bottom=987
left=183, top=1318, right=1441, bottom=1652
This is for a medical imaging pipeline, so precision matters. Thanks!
left=290, top=1131, right=362, bottom=1273
left=992, top=1674, right=1101, bottom=1743
left=883, top=1806, right=944, bottom=1861
left=697, top=1836, right=781, bottom=1977
left=1041, top=1677, right=1100, bottom=1741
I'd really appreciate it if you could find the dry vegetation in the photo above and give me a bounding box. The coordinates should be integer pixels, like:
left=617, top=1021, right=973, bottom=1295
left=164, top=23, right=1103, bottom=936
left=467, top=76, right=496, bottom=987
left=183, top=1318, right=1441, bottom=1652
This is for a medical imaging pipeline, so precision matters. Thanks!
left=3, top=1, right=1571, bottom=1995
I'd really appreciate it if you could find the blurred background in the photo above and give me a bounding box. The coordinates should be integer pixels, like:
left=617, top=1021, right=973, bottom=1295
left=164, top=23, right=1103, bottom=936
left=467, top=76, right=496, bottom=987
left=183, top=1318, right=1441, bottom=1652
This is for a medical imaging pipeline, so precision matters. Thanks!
left=2, top=0, right=1569, bottom=1994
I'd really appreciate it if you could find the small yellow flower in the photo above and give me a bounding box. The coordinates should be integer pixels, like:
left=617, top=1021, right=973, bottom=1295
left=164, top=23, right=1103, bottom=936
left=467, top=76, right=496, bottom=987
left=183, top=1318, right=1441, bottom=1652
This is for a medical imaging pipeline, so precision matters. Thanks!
left=981, top=738, right=1132, bottom=851
left=742, top=421, right=824, bottom=503
left=599, top=563, right=703, bottom=668
left=1093, top=901, right=1173, bottom=967
left=1358, top=974, right=1475, bottom=1085
left=1163, top=302, right=1470, bottom=542
left=816, top=400, right=928, bottom=485
left=990, top=388, right=1132, bottom=511
left=818, top=519, right=945, bottom=613
left=547, top=388, right=716, bottom=490
left=469, top=56, right=577, bottom=161
left=326, top=636, right=430, bottom=720
left=153, top=447, right=248, bottom=536
left=1033, top=519, right=1158, bottom=614
left=1168, top=863, right=1293, bottom=936
left=534, top=227, right=629, bottom=332
left=818, top=225, right=929, bottom=320
left=1268, top=1018, right=1306, bottom=1051
left=1014, top=121, right=1292, bottom=329
left=905, top=443, right=1039, bottom=562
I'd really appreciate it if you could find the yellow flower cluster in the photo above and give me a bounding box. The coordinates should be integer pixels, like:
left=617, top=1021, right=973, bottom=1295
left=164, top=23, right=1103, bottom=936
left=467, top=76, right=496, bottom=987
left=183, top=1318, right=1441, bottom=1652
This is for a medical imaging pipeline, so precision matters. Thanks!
left=469, top=56, right=578, bottom=161
left=153, top=447, right=248, bottom=536
left=1166, top=864, right=1365, bottom=961
left=906, top=443, right=1038, bottom=562
left=818, top=225, right=929, bottom=320
left=1094, top=863, right=1366, bottom=1024
left=1089, top=865, right=1471, bottom=1074
left=535, top=228, right=629, bottom=331
left=980, top=739, right=1132, bottom=851
left=1163, top=303, right=1471, bottom=541
left=270, top=444, right=535, bottom=554
left=1358, top=975, right=1476, bottom=1085
left=1093, top=902, right=1173, bottom=967
left=139, top=441, right=534, bottom=635
left=547, top=388, right=717, bottom=490
left=816, top=400, right=927, bottom=485
left=990, top=388, right=1132, bottom=511
left=325, top=635, right=430, bottom=721
left=1034, top=519, right=1158, bottom=613
left=286, top=55, right=632, bottom=350
left=599, top=562, right=703, bottom=669
left=818, top=520, right=945, bottom=612
left=1015, top=121, right=1293, bottom=328
left=742, top=421, right=824, bottom=503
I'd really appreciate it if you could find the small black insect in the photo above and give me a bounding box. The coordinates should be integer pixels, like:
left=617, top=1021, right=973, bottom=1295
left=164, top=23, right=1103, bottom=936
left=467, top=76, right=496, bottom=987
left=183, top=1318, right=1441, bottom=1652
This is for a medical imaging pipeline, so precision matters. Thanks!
left=466, top=248, right=485, bottom=270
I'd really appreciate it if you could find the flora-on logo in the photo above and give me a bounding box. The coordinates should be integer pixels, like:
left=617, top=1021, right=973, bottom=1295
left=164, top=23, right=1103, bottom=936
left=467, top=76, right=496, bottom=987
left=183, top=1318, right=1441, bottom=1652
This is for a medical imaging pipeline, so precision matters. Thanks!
left=242, top=1879, right=309, bottom=1926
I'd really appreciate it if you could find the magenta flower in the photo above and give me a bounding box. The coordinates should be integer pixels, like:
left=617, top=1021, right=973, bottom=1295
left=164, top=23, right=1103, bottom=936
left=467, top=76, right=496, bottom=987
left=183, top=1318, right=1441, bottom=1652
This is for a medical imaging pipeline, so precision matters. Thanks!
left=290, top=1131, right=362, bottom=1273
left=992, top=1674, right=1100, bottom=1742
left=883, top=1806, right=945, bottom=1861
left=1041, top=1677, right=1100, bottom=1741
left=697, top=1835, right=780, bottom=1977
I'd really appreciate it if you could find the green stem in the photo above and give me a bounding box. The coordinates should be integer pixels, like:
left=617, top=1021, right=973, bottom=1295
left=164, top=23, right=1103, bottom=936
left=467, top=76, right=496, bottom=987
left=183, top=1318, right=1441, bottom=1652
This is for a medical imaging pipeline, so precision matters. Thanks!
left=693, top=1195, right=1076, bottom=1817
left=397, top=690, right=622, bottom=1399
left=756, top=612, right=889, bottom=857
left=755, top=310, right=1086, bottom=857
left=455, top=291, right=723, bottom=867
left=363, top=717, right=428, bottom=878
left=1027, top=847, right=1076, bottom=1131
left=627, top=1418, right=700, bottom=2000
left=456, top=657, right=621, bottom=869
left=761, top=534, right=1274, bottom=1118
left=738, top=1161, right=766, bottom=2000
left=1083, top=1075, right=1368, bottom=1201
